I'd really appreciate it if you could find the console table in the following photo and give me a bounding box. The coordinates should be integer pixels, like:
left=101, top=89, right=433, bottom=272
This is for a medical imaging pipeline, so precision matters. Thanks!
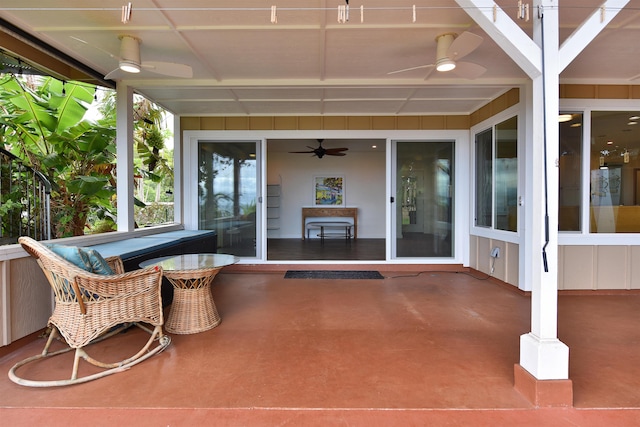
left=302, top=207, right=357, bottom=240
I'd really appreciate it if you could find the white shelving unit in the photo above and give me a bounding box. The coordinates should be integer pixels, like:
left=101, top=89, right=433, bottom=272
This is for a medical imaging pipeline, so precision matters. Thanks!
left=266, top=184, right=280, bottom=236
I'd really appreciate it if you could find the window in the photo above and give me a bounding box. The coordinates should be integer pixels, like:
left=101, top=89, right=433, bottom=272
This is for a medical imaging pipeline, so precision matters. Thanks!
left=495, top=117, right=518, bottom=231
left=474, top=116, right=518, bottom=232
left=475, top=129, right=492, bottom=228
left=590, top=111, right=640, bottom=233
left=558, top=113, right=583, bottom=231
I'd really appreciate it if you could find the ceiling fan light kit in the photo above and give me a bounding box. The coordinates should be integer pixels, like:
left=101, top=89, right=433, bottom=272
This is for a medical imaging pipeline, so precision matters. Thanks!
left=99, top=34, right=193, bottom=79
left=436, top=58, right=456, bottom=72
left=118, top=35, right=141, bottom=73
left=435, top=33, right=457, bottom=72
left=387, top=31, right=486, bottom=79
left=119, top=59, right=140, bottom=73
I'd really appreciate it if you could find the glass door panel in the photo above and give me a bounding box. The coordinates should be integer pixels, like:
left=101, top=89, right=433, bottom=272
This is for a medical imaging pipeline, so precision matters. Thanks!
left=198, top=142, right=258, bottom=257
left=395, top=141, right=454, bottom=258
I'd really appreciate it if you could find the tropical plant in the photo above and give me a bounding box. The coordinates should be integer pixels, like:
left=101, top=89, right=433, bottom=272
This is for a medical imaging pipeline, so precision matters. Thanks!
left=132, top=98, right=175, bottom=226
left=91, top=91, right=176, bottom=229
left=0, top=74, right=176, bottom=237
left=0, top=75, right=117, bottom=237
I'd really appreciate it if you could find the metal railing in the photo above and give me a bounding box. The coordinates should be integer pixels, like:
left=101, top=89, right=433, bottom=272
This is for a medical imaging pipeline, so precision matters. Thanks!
left=0, top=147, right=51, bottom=244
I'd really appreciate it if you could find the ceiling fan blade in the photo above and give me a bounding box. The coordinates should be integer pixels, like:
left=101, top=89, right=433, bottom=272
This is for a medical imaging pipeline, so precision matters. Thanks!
left=141, top=61, right=193, bottom=78
left=453, top=61, right=487, bottom=79
left=70, top=36, right=118, bottom=60
left=447, top=32, right=483, bottom=61
left=423, top=66, right=437, bottom=80
left=387, top=64, right=435, bottom=75
left=290, top=140, right=348, bottom=157
left=104, top=68, right=124, bottom=80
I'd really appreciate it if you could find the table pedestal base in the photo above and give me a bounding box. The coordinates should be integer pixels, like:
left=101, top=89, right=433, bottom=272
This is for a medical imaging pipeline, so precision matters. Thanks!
left=165, top=286, right=221, bottom=334
left=138, top=255, right=237, bottom=335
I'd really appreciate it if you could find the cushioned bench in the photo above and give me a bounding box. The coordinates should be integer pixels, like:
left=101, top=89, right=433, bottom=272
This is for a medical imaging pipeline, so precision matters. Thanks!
left=301, top=207, right=357, bottom=240
left=88, top=230, right=217, bottom=305
left=305, top=217, right=354, bottom=241
left=89, top=230, right=217, bottom=267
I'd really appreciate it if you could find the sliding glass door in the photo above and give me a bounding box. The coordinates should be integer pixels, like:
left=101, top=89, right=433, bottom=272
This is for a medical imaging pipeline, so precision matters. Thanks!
left=198, top=141, right=259, bottom=257
left=392, top=141, right=454, bottom=258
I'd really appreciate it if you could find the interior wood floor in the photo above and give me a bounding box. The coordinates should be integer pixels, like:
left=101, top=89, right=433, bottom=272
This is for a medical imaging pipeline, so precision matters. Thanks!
left=262, top=234, right=449, bottom=261
left=267, top=238, right=385, bottom=260
left=1, top=270, right=640, bottom=426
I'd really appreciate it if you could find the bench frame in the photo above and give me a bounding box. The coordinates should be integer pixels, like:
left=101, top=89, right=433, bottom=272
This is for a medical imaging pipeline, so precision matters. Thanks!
left=306, top=221, right=353, bottom=242
left=301, top=207, right=358, bottom=240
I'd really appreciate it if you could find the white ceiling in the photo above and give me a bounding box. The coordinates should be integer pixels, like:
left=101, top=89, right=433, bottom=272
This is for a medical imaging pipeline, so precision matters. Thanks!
left=1, top=1, right=640, bottom=116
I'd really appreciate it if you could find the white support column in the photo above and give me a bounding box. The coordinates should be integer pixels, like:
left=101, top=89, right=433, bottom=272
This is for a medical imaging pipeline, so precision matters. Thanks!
left=116, top=84, right=135, bottom=232
left=458, top=0, right=630, bottom=391
left=0, top=260, right=10, bottom=346
left=521, top=82, right=535, bottom=293
left=172, top=114, right=183, bottom=225
left=458, top=0, right=571, bottom=382
left=519, top=0, right=568, bottom=380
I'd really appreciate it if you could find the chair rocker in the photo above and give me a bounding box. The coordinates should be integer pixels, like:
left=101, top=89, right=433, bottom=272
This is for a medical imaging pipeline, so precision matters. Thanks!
left=9, top=237, right=171, bottom=387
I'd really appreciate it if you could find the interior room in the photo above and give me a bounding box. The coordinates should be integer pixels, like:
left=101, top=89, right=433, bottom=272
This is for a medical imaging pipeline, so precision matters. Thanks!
left=208, top=137, right=457, bottom=260
left=265, top=138, right=386, bottom=260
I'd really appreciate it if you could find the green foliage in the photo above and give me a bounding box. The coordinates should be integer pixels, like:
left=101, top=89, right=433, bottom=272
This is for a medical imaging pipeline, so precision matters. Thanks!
left=0, top=75, right=116, bottom=237
left=146, top=126, right=164, bottom=149
left=131, top=97, right=175, bottom=214
left=241, top=200, right=256, bottom=217
left=0, top=195, right=21, bottom=236
left=0, top=74, right=176, bottom=238
left=135, top=202, right=175, bottom=227
left=0, top=197, right=21, bottom=216
left=87, top=218, right=117, bottom=234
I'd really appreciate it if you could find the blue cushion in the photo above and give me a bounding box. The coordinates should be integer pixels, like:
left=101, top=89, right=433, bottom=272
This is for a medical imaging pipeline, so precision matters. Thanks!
left=47, top=244, right=92, bottom=271
left=45, top=244, right=93, bottom=298
left=46, top=244, right=113, bottom=275
left=84, top=249, right=115, bottom=275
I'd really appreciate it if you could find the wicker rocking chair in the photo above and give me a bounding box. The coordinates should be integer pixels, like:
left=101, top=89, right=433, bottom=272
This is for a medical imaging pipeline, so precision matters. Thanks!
left=9, top=237, right=171, bottom=387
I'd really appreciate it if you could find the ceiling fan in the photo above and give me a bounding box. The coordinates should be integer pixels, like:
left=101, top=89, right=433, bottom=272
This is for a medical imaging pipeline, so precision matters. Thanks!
left=72, top=35, right=193, bottom=80
left=388, top=31, right=487, bottom=79
left=289, top=140, right=348, bottom=158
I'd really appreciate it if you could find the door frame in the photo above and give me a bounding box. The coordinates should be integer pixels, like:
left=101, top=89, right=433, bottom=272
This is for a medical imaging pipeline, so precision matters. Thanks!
left=184, top=130, right=469, bottom=265
left=183, top=134, right=263, bottom=260
left=389, top=137, right=468, bottom=261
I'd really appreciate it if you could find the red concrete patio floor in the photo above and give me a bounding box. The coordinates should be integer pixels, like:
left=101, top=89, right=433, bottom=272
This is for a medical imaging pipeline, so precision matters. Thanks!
left=1, top=269, right=639, bottom=426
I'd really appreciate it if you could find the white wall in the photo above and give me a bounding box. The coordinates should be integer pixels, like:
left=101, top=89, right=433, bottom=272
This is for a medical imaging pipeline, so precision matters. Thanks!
left=267, top=150, right=386, bottom=239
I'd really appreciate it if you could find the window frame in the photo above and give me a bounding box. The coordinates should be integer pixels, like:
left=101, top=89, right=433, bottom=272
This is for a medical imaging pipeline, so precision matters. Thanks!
left=559, top=99, right=640, bottom=245
left=471, top=112, right=520, bottom=237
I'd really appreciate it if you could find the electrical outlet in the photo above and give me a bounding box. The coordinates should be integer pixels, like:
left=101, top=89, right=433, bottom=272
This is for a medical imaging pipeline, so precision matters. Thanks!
left=490, top=247, right=500, bottom=258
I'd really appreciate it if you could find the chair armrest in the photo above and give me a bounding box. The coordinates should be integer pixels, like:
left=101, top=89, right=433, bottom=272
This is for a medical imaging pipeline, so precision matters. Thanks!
left=71, top=266, right=165, bottom=315
left=104, top=256, right=125, bottom=274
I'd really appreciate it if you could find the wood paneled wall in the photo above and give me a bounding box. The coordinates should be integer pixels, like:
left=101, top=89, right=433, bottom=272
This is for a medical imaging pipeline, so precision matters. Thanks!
left=181, top=88, right=521, bottom=131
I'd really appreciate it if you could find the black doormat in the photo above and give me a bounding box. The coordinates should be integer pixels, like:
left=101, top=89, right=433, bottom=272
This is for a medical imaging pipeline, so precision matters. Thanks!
left=284, top=270, right=384, bottom=279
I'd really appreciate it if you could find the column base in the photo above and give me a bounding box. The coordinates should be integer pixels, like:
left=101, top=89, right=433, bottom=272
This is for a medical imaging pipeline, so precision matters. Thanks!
left=514, top=364, right=573, bottom=407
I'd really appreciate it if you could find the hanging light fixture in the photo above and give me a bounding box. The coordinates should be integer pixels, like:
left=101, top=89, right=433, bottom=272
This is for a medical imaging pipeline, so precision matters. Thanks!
left=435, top=33, right=457, bottom=72
left=436, top=58, right=456, bottom=72
left=118, top=35, right=141, bottom=73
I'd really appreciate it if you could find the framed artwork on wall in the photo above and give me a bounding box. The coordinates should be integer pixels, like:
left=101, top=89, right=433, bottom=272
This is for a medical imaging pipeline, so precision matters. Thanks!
left=313, top=176, right=345, bottom=206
